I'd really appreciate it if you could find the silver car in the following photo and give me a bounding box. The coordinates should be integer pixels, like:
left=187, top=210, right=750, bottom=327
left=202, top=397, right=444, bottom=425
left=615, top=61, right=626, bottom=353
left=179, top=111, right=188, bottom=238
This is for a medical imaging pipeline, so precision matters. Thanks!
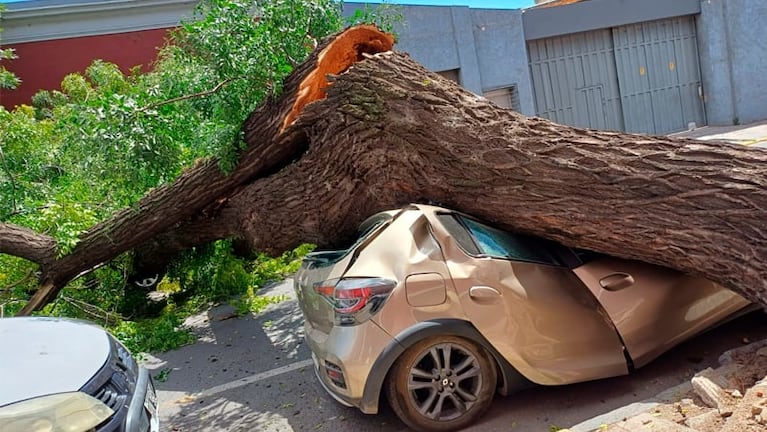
left=295, top=204, right=751, bottom=431
left=0, top=317, right=159, bottom=432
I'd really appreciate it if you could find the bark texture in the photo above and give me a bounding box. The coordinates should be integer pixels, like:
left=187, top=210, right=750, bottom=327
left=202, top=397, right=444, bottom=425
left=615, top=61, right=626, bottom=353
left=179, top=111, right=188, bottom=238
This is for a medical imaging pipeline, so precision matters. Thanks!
left=3, top=26, right=766, bottom=313
left=226, top=50, right=767, bottom=306
left=0, top=223, right=56, bottom=267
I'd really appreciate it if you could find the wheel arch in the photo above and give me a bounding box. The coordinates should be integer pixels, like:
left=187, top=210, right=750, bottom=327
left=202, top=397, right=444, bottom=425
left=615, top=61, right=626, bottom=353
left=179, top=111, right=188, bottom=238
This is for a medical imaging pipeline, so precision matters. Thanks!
left=360, top=319, right=533, bottom=413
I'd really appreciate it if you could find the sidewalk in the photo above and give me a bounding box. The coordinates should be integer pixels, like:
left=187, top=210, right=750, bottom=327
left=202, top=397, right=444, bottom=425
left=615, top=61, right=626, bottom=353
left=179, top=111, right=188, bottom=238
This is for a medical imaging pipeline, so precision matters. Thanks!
left=560, top=121, right=767, bottom=431
left=673, top=120, right=767, bottom=148
left=563, top=338, right=767, bottom=432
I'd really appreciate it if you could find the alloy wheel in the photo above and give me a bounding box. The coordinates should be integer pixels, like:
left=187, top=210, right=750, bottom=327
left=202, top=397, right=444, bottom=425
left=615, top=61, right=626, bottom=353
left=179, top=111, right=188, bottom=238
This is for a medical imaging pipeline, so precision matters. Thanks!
left=406, top=342, right=483, bottom=421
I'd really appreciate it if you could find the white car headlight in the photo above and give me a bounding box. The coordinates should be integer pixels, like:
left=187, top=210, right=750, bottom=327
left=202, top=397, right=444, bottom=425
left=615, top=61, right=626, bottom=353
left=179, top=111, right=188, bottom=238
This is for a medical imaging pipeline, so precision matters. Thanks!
left=0, top=392, right=114, bottom=432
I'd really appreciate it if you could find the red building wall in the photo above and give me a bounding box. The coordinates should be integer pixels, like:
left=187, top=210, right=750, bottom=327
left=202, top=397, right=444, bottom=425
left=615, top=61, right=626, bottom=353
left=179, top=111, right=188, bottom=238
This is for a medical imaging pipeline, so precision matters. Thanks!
left=1, top=28, right=171, bottom=109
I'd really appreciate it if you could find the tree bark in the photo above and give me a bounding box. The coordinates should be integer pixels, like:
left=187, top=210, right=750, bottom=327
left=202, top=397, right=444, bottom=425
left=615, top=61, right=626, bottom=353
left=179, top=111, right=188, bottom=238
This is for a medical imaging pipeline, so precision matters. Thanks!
left=0, top=223, right=56, bottom=268
left=5, top=26, right=767, bottom=313
left=207, top=49, right=767, bottom=307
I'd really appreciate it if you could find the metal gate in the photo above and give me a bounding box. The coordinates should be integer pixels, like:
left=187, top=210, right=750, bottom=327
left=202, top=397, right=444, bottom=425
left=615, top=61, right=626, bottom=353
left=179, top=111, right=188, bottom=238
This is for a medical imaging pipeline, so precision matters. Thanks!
left=528, top=29, right=624, bottom=131
left=528, top=16, right=706, bottom=134
left=613, top=17, right=705, bottom=134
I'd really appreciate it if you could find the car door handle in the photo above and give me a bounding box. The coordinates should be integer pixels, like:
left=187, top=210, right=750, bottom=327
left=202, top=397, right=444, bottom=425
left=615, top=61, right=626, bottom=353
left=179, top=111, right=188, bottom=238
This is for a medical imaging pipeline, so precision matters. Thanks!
left=599, top=273, right=634, bottom=292
left=470, top=286, right=501, bottom=299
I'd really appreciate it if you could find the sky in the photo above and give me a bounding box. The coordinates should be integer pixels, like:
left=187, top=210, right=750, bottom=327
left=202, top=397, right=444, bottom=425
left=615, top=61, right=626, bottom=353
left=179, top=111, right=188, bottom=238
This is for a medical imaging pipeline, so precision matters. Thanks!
left=1, top=0, right=538, bottom=8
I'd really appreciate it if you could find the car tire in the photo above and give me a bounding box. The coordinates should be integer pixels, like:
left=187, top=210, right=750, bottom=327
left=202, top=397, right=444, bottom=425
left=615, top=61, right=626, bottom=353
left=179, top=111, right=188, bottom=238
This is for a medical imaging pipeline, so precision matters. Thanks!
left=386, top=335, right=497, bottom=432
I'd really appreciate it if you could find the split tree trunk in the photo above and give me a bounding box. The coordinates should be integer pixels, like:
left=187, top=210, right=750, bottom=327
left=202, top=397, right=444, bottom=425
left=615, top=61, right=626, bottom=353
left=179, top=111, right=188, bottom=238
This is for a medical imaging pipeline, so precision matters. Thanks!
left=2, top=26, right=766, bottom=313
left=198, top=49, right=767, bottom=307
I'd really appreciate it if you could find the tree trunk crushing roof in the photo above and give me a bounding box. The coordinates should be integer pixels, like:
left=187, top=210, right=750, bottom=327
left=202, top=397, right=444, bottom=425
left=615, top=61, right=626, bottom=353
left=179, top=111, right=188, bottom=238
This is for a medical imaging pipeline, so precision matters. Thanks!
left=2, top=25, right=765, bottom=314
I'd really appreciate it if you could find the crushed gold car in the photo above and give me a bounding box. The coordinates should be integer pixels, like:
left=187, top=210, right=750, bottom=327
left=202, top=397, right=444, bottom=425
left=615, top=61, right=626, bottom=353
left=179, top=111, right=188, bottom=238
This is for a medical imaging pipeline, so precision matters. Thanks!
left=294, top=204, right=750, bottom=431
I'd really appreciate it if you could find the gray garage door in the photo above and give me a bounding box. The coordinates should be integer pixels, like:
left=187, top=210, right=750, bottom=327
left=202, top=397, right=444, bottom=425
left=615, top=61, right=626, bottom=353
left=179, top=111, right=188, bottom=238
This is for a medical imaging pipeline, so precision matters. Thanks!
left=528, top=16, right=705, bottom=134
left=613, top=17, right=705, bottom=134
left=528, top=29, right=624, bottom=131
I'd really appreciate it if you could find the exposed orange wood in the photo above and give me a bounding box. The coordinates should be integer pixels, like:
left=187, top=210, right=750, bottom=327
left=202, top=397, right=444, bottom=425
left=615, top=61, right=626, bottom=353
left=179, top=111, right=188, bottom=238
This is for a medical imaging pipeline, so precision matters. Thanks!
left=282, top=25, right=394, bottom=131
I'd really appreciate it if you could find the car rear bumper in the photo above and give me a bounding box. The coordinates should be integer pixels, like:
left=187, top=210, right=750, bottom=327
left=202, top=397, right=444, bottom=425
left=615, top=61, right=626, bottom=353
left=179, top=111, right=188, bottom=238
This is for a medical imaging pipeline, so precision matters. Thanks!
left=304, top=319, right=395, bottom=414
left=311, top=352, right=355, bottom=407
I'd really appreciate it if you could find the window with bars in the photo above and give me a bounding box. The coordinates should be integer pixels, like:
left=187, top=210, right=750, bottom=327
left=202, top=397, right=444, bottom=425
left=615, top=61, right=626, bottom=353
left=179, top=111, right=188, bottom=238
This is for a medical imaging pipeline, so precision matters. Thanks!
left=483, top=85, right=520, bottom=111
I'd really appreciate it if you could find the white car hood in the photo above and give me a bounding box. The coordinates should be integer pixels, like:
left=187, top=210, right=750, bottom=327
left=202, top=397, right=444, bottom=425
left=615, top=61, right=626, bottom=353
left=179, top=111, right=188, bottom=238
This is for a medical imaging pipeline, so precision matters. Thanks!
left=0, top=317, right=111, bottom=406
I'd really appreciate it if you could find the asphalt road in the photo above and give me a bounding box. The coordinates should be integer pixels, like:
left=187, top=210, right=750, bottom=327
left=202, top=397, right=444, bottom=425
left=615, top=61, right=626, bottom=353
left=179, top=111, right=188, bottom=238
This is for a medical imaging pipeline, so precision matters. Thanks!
left=144, top=280, right=767, bottom=432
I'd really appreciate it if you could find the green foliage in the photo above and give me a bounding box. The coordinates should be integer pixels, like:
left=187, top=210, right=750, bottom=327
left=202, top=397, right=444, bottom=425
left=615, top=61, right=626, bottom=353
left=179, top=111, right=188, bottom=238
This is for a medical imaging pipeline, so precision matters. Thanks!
left=0, top=6, right=21, bottom=90
left=250, top=243, right=315, bottom=288
left=111, top=308, right=196, bottom=354
left=234, top=287, right=288, bottom=316
left=0, top=0, right=393, bottom=353
left=0, top=107, right=57, bottom=220
left=44, top=256, right=133, bottom=321
left=2, top=0, right=340, bottom=290
left=108, top=242, right=312, bottom=353
left=345, top=2, right=404, bottom=35
left=0, top=256, right=35, bottom=317
left=168, top=0, right=344, bottom=169
left=154, top=368, right=172, bottom=382
left=167, top=241, right=252, bottom=303
left=0, top=48, right=20, bottom=90
left=166, top=241, right=313, bottom=309
left=2, top=0, right=347, bottom=240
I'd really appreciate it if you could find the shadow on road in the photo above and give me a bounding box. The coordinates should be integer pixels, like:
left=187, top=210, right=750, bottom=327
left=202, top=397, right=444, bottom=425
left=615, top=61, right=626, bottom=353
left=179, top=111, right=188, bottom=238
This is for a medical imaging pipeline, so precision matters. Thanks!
left=144, top=279, right=767, bottom=432
left=145, top=280, right=405, bottom=431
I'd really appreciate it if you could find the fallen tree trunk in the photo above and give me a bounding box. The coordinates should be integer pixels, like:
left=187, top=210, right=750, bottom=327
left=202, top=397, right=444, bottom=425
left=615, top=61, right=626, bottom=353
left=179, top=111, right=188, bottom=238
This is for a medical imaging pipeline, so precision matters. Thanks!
left=3, top=26, right=394, bottom=314
left=3, top=25, right=766, bottom=313
left=150, top=49, right=767, bottom=306
left=296, top=51, right=766, bottom=304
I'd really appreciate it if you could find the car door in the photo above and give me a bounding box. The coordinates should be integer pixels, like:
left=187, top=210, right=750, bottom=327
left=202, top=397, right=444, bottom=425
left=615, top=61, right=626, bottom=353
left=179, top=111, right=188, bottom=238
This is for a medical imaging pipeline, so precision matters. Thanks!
left=422, top=209, right=628, bottom=386
left=572, top=255, right=751, bottom=368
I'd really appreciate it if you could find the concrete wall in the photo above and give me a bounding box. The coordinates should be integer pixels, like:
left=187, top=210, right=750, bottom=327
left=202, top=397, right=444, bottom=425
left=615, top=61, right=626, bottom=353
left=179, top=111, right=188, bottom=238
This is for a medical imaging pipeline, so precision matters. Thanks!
left=522, top=0, right=700, bottom=41
left=1, top=0, right=196, bottom=44
left=470, top=9, right=535, bottom=115
left=1, top=0, right=195, bottom=108
left=3, top=29, right=171, bottom=109
left=697, top=0, right=767, bottom=125
left=345, top=3, right=536, bottom=115
left=6, top=0, right=763, bottom=125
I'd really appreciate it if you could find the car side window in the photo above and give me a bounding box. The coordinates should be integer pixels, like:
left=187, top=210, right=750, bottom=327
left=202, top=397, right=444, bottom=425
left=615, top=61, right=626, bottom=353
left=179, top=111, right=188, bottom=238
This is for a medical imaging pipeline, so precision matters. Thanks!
left=436, top=214, right=481, bottom=255
left=459, top=217, right=564, bottom=266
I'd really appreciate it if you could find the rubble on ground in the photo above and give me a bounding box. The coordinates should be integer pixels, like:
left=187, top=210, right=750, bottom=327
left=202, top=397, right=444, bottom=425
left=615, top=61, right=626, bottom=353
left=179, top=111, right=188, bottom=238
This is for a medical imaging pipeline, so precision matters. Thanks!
left=561, top=339, right=767, bottom=432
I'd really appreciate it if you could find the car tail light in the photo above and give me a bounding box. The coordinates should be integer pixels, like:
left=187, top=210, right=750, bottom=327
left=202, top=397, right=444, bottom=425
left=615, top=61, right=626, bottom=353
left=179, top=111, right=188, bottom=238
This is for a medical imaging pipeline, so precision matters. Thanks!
left=314, top=277, right=396, bottom=326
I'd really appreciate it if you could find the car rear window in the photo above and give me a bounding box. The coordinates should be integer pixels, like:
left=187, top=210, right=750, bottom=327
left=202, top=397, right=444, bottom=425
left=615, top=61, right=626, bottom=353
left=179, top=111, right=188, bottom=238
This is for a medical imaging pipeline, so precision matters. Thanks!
left=303, top=212, right=394, bottom=268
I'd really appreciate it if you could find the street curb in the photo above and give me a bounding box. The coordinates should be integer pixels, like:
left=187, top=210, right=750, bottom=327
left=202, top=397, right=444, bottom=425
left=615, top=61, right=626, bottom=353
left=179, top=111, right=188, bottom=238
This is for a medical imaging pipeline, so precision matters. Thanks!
left=569, top=336, right=767, bottom=432
left=569, top=381, right=693, bottom=432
